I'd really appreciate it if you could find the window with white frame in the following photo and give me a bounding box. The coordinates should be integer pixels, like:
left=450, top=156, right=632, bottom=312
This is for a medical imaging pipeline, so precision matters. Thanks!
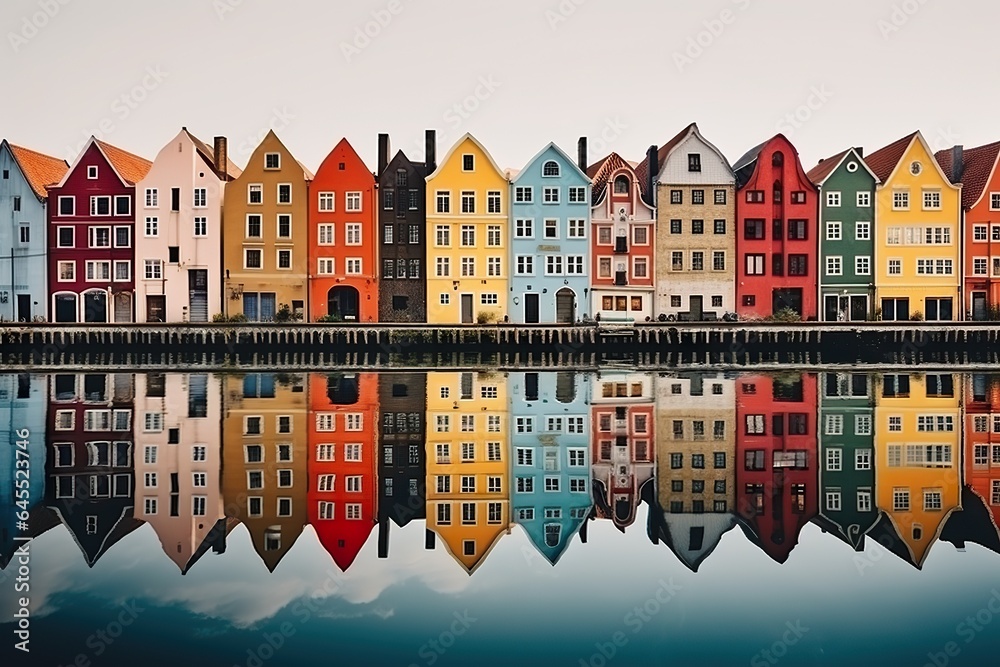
left=826, top=256, right=842, bottom=276
left=826, top=448, right=842, bottom=471
left=855, top=221, right=870, bottom=240
left=515, top=219, right=534, bottom=238
left=461, top=191, right=475, bottom=213
left=543, top=187, right=559, bottom=203
left=569, top=186, right=586, bottom=203
left=826, top=192, right=841, bottom=207
left=318, top=192, right=335, bottom=211
left=346, top=223, right=362, bottom=245
left=826, top=221, right=841, bottom=241
left=346, top=258, right=362, bottom=275
left=193, top=188, right=207, bottom=208
left=515, top=186, right=533, bottom=203
left=144, top=259, right=163, bottom=280
left=346, top=192, right=362, bottom=212
left=855, top=256, right=871, bottom=275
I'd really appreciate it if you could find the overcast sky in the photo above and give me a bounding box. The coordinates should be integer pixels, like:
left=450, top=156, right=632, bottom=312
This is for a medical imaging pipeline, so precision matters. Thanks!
left=1, top=0, right=990, bottom=174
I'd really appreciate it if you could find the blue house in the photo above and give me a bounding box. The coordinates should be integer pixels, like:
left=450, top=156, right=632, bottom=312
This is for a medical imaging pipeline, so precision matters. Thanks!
left=0, top=141, right=67, bottom=321
left=510, top=371, right=593, bottom=564
left=509, top=141, right=591, bottom=324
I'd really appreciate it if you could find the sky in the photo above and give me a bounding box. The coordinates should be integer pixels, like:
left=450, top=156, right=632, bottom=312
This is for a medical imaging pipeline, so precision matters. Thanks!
left=1, top=0, right=993, bottom=176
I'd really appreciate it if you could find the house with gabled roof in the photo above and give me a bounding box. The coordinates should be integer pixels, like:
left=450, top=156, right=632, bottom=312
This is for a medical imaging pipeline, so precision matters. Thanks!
left=46, top=137, right=152, bottom=323
left=0, top=141, right=68, bottom=322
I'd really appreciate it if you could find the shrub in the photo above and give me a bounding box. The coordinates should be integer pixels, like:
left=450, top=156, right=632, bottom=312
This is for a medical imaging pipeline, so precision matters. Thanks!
left=910, top=311, right=924, bottom=322
left=476, top=311, right=497, bottom=324
left=768, top=307, right=802, bottom=323
left=274, top=304, right=303, bottom=323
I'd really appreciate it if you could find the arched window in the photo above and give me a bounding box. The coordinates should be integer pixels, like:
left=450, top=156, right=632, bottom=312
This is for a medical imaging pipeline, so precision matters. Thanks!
left=772, top=151, right=784, bottom=167
left=614, top=175, right=629, bottom=194
left=543, top=161, right=560, bottom=177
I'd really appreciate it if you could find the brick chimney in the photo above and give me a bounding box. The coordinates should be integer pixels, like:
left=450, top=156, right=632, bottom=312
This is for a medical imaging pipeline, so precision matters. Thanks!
left=578, top=137, right=588, bottom=173
left=378, top=133, right=390, bottom=176
left=951, top=145, right=964, bottom=184
left=213, top=137, right=229, bottom=180
left=425, top=130, right=437, bottom=173
left=646, top=144, right=659, bottom=206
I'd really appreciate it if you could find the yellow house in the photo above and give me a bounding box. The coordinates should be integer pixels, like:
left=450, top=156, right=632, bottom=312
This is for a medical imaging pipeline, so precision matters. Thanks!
left=222, top=131, right=312, bottom=321
left=425, top=371, right=510, bottom=573
left=867, top=132, right=962, bottom=321
left=426, top=134, right=509, bottom=324
left=873, top=373, right=962, bottom=567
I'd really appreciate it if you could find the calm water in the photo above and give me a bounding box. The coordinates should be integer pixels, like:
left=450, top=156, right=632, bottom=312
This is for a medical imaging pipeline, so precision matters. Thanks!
left=2, top=369, right=1000, bottom=667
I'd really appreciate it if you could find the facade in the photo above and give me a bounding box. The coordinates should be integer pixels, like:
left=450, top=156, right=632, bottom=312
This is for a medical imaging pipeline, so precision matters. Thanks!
left=809, top=148, right=879, bottom=321
left=135, top=130, right=239, bottom=323
left=954, top=374, right=1000, bottom=551
left=223, top=131, right=311, bottom=321
left=135, top=373, right=226, bottom=573
left=873, top=373, right=962, bottom=567
left=221, top=373, right=308, bottom=571
left=733, top=135, right=820, bottom=320
left=425, top=371, right=510, bottom=573
left=0, top=141, right=67, bottom=321
left=308, top=373, right=379, bottom=571
left=649, top=372, right=737, bottom=571
left=46, top=138, right=152, bottom=323
left=426, top=134, right=509, bottom=324
left=45, top=372, right=141, bottom=565
left=646, top=124, right=736, bottom=321
left=377, top=132, right=433, bottom=323
left=815, top=372, right=878, bottom=551
left=310, top=139, right=378, bottom=322
left=867, top=132, right=962, bottom=321
left=376, top=372, right=427, bottom=558
left=587, top=154, right=656, bottom=322
left=936, top=142, right=1000, bottom=320
left=735, top=373, right=818, bottom=563
left=510, top=371, right=592, bottom=564
left=590, top=371, right=655, bottom=531
left=509, top=142, right=591, bottom=324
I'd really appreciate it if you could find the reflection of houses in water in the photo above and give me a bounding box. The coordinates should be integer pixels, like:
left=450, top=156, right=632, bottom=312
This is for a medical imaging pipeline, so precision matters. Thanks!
left=308, top=373, right=379, bottom=571
left=590, top=372, right=655, bottom=532
left=649, top=373, right=736, bottom=571
left=135, top=373, right=231, bottom=574
left=872, top=373, right=962, bottom=568
left=1, top=374, right=53, bottom=568
left=44, top=373, right=141, bottom=566
left=425, top=372, right=510, bottom=573
left=735, top=374, right=818, bottom=563
left=377, top=373, right=427, bottom=559
left=510, top=372, right=593, bottom=565
left=222, top=373, right=308, bottom=572
left=813, top=373, right=879, bottom=552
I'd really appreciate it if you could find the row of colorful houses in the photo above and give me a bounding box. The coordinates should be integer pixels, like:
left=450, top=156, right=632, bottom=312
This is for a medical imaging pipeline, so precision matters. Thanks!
left=4, top=125, right=1000, bottom=324
left=6, top=370, right=998, bottom=574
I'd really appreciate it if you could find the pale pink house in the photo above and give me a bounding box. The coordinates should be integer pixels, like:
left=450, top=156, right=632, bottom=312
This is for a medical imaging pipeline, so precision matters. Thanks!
left=135, top=129, right=240, bottom=322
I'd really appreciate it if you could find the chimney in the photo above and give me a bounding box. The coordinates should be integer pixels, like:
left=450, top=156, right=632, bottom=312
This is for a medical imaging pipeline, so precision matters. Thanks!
left=425, top=129, right=437, bottom=173
left=646, top=144, right=659, bottom=205
left=951, top=145, right=964, bottom=183
left=377, top=519, right=389, bottom=559
left=578, top=137, right=588, bottom=173
left=855, top=146, right=864, bottom=158
left=377, top=133, right=390, bottom=176
left=424, top=528, right=436, bottom=550
left=213, top=136, right=229, bottom=180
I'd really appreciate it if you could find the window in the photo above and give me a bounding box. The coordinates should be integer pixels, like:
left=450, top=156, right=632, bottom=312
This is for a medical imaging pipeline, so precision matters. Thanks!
left=461, top=502, right=476, bottom=525
left=827, top=192, right=841, bottom=207
left=436, top=190, right=451, bottom=213
left=893, top=190, right=909, bottom=210
left=245, top=214, right=262, bottom=238
left=745, top=190, right=764, bottom=203
left=692, top=190, right=705, bottom=205
left=888, top=258, right=901, bottom=275
left=346, top=476, right=362, bottom=493
left=893, top=488, right=910, bottom=512
left=488, top=191, right=501, bottom=214
left=319, top=258, right=335, bottom=275
left=788, top=255, right=808, bottom=276
left=277, top=215, right=291, bottom=238
left=244, top=249, right=262, bottom=270
left=248, top=184, right=263, bottom=204
left=826, top=221, right=841, bottom=241
left=855, top=256, right=870, bottom=275
left=543, top=187, right=559, bottom=204
left=487, top=225, right=501, bottom=247
left=826, top=448, right=842, bottom=471
left=59, top=196, right=75, bottom=216
left=144, top=259, right=163, bottom=280
left=688, top=254, right=701, bottom=272
left=346, top=223, right=362, bottom=245
left=193, top=217, right=207, bottom=237
left=544, top=218, right=559, bottom=239
left=923, top=190, right=941, bottom=210
left=569, top=186, right=587, bottom=203
left=744, top=219, right=765, bottom=239
left=277, top=249, right=292, bottom=270
left=346, top=192, right=362, bottom=212
left=461, top=191, right=476, bottom=213
left=515, top=186, right=533, bottom=203
left=264, top=152, right=280, bottom=170
left=670, top=190, right=682, bottom=205
left=857, top=192, right=871, bottom=207
left=745, top=254, right=765, bottom=276
left=826, top=256, right=842, bottom=276
left=788, top=220, right=808, bottom=240
left=318, top=192, right=335, bottom=212
left=826, top=490, right=842, bottom=512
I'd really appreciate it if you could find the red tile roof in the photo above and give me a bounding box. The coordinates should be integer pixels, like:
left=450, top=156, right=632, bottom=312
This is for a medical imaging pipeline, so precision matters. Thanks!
left=935, top=142, right=1000, bottom=210
left=587, top=152, right=632, bottom=206
left=865, top=132, right=918, bottom=183
left=634, top=123, right=695, bottom=195
left=8, top=144, right=69, bottom=200
left=95, top=139, right=153, bottom=185
left=805, top=149, right=849, bottom=185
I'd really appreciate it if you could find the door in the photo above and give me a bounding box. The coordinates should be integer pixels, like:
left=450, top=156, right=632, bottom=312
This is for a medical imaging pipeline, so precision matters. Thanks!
left=260, top=293, right=277, bottom=322
left=850, top=296, right=868, bottom=321
left=83, top=291, right=107, bottom=323
left=114, top=293, right=132, bottom=323
left=690, top=295, right=704, bottom=321
left=146, top=295, right=166, bottom=323
left=188, top=270, right=209, bottom=323
left=524, top=294, right=540, bottom=324
left=17, top=294, right=30, bottom=322
left=772, top=289, right=802, bottom=316
left=824, top=295, right=839, bottom=322
left=328, top=287, right=360, bottom=321
left=461, top=294, right=474, bottom=324
left=555, top=289, right=575, bottom=324
left=973, top=292, right=988, bottom=321
left=55, top=294, right=77, bottom=323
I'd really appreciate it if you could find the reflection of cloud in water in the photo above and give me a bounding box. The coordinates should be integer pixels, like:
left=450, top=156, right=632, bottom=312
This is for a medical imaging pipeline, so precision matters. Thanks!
left=11, top=520, right=473, bottom=629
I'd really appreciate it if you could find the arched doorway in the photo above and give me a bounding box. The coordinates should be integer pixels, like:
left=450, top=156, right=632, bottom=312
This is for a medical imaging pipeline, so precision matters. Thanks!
left=328, top=286, right=360, bottom=321
left=113, top=292, right=132, bottom=323
left=82, top=290, right=107, bottom=323
left=54, top=293, right=78, bottom=323
left=555, top=288, right=575, bottom=324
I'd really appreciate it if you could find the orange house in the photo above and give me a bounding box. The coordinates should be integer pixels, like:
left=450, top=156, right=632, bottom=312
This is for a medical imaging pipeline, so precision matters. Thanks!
left=309, top=138, right=379, bottom=322
left=308, top=373, right=380, bottom=571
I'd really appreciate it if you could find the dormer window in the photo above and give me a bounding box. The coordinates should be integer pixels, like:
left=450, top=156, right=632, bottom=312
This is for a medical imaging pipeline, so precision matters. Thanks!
left=613, top=175, right=629, bottom=194
left=543, top=160, right=560, bottom=177
left=688, top=154, right=702, bottom=172
left=87, top=166, right=98, bottom=179
left=264, top=153, right=280, bottom=170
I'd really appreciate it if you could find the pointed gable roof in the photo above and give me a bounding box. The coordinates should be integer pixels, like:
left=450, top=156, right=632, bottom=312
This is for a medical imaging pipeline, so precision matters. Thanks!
left=935, top=141, right=1000, bottom=210
left=806, top=149, right=850, bottom=185
left=5, top=142, right=69, bottom=200
left=513, top=141, right=590, bottom=185
left=865, top=132, right=919, bottom=183
left=634, top=123, right=694, bottom=195
left=426, top=132, right=506, bottom=182
left=95, top=139, right=153, bottom=185
left=182, top=128, right=243, bottom=180
left=587, top=152, right=633, bottom=206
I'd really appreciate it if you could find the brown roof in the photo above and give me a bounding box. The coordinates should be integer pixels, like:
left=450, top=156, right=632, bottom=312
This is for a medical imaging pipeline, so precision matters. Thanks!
left=865, top=132, right=918, bottom=183
left=587, top=152, right=632, bottom=206
left=95, top=139, right=153, bottom=185
left=806, top=149, right=849, bottom=186
left=183, top=129, right=243, bottom=180
left=7, top=143, right=69, bottom=200
left=634, top=123, right=696, bottom=192
left=935, top=142, right=1000, bottom=210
